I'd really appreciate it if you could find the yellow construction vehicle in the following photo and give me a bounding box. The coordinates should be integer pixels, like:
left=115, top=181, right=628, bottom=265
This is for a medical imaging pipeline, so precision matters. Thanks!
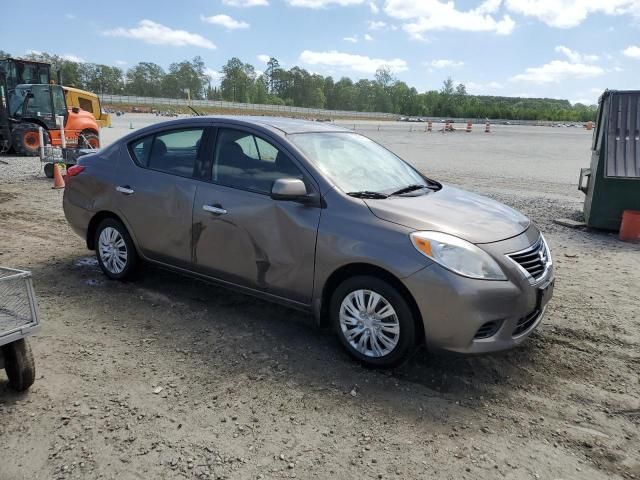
left=63, top=86, right=111, bottom=128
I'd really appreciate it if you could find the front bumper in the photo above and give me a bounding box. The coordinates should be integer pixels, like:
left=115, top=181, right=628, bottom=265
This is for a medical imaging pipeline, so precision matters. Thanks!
left=403, top=228, right=554, bottom=354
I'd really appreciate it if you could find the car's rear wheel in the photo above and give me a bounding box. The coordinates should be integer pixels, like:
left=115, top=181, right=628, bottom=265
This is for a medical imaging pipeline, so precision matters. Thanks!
left=330, top=276, right=416, bottom=368
left=95, top=218, right=138, bottom=280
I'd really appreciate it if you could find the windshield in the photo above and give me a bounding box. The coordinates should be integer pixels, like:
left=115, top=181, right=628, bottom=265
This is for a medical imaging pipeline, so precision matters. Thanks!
left=8, top=85, right=65, bottom=119
left=289, top=132, right=427, bottom=195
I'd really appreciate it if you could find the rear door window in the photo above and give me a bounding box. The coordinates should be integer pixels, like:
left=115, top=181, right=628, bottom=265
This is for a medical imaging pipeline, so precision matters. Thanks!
left=130, top=136, right=153, bottom=166
left=129, top=128, right=205, bottom=178
left=148, top=129, right=205, bottom=177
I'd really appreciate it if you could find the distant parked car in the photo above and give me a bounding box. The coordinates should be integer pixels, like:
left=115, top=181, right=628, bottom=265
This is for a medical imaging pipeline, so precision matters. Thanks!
left=63, top=116, right=554, bottom=368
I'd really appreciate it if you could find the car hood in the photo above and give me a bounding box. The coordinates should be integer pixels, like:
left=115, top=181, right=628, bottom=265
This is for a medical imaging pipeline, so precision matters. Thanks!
left=364, top=185, right=530, bottom=244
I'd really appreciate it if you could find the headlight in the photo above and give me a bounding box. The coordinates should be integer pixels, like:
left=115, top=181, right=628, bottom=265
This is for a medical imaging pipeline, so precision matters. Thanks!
left=410, top=231, right=507, bottom=280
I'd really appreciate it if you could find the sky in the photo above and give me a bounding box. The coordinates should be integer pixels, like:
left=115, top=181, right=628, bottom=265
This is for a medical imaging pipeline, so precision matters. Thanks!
left=3, top=0, right=640, bottom=105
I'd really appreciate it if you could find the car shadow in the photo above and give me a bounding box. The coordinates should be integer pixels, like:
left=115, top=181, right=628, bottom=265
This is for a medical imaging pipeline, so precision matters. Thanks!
left=128, top=264, right=552, bottom=398
left=11, top=255, right=574, bottom=420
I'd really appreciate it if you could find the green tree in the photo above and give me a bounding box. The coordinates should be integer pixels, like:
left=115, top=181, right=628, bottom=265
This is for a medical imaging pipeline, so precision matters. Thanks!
left=220, top=58, right=255, bottom=102
left=126, top=62, right=165, bottom=96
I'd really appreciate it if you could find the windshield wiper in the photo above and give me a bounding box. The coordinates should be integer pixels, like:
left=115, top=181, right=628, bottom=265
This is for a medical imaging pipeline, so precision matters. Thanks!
left=390, top=184, right=431, bottom=196
left=347, top=191, right=389, bottom=199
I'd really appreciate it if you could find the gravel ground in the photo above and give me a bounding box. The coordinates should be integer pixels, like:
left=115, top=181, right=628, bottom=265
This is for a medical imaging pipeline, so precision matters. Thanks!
left=0, top=114, right=638, bottom=480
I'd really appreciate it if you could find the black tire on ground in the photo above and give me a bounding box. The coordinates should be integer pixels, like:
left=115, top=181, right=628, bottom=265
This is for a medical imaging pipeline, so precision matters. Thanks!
left=43, top=162, right=54, bottom=178
left=11, top=123, right=48, bottom=157
left=330, top=275, right=416, bottom=369
left=78, top=131, right=100, bottom=149
left=94, top=217, right=139, bottom=280
left=2, top=339, right=36, bottom=391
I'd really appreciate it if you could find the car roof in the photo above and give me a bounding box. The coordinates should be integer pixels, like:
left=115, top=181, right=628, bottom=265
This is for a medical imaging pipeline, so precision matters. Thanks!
left=155, top=115, right=352, bottom=135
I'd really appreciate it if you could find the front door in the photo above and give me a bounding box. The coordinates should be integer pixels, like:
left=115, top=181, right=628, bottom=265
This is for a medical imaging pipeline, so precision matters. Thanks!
left=115, top=126, right=208, bottom=268
left=192, top=127, right=321, bottom=304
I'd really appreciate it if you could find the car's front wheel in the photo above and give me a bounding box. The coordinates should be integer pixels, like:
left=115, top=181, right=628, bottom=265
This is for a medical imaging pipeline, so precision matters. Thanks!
left=95, top=218, right=138, bottom=280
left=331, top=276, right=416, bottom=368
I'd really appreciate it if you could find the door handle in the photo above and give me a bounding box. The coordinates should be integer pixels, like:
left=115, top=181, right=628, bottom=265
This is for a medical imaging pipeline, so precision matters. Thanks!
left=116, top=186, right=135, bottom=195
left=203, top=205, right=227, bottom=215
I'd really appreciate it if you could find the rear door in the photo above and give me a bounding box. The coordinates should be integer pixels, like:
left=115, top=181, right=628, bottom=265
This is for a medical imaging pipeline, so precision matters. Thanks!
left=192, top=126, right=321, bottom=304
left=115, top=125, right=212, bottom=268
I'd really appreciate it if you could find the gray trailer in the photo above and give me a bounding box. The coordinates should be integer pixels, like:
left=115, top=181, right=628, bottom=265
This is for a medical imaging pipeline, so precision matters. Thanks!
left=0, top=267, right=40, bottom=391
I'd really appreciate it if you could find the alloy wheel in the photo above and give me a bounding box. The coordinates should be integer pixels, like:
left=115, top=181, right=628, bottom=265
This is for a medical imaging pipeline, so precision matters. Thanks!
left=98, top=227, right=128, bottom=274
left=339, top=289, right=400, bottom=358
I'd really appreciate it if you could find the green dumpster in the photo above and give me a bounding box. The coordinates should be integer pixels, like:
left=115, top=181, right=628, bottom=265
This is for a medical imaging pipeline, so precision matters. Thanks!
left=579, top=90, right=640, bottom=230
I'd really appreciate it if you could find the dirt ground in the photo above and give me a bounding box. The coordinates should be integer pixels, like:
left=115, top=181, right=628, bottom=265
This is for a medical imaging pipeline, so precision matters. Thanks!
left=0, top=116, right=638, bottom=480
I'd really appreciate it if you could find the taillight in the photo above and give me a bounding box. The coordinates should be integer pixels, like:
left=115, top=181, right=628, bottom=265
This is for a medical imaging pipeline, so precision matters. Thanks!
left=67, top=165, right=85, bottom=177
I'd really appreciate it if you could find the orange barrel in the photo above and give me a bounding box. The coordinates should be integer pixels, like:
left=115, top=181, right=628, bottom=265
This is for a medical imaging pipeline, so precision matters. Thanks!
left=466, top=121, right=472, bottom=133
left=619, top=210, right=640, bottom=242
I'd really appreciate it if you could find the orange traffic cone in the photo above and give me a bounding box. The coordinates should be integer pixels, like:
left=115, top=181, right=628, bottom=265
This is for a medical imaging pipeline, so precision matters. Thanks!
left=466, top=121, right=472, bottom=133
left=52, top=163, right=65, bottom=189
left=427, top=121, right=432, bottom=132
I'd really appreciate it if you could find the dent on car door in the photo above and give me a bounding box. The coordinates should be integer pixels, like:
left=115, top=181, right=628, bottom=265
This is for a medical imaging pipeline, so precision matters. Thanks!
left=115, top=127, right=210, bottom=268
left=192, top=127, right=321, bottom=304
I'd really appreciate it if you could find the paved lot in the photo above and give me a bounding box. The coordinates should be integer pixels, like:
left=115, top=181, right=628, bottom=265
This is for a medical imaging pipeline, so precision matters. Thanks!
left=1, top=114, right=638, bottom=480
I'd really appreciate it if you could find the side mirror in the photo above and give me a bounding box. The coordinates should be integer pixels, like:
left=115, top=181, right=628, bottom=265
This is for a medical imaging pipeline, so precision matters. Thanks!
left=271, top=178, right=307, bottom=201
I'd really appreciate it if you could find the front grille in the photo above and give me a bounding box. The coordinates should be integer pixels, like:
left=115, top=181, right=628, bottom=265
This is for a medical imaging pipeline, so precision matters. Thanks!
left=508, top=237, right=549, bottom=280
left=474, top=320, right=502, bottom=339
left=513, top=309, right=540, bottom=336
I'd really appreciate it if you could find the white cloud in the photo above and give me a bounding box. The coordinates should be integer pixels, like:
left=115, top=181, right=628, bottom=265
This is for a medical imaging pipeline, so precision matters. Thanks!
left=287, top=0, right=364, bottom=7
left=201, top=14, right=249, bottom=30
left=368, top=20, right=386, bottom=29
left=25, top=49, right=43, bottom=56
left=623, top=45, right=640, bottom=59
left=299, top=49, right=408, bottom=73
left=385, top=0, right=515, bottom=38
left=257, top=54, right=271, bottom=63
left=222, top=0, right=269, bottom=6
left=63, top=54, right=85, bottom=62
left=505, top=0, right=640, bottom=28
left=555, top=45, right=598, bottom=63
left=103, top=20, right=216, bottom=49
left=369, top=2, right=379, bottom=13
left=205, top=68, right=223, bottom=84
left=65, top=13, right=76, bottom=19
left=510, top=60, right=604, bottom=83
left=343, top=36, right=358, bottom=42
left=115, top=60, right=128, bottom=66
left=364, top=33, right=374, bottom=41
left=429, top=59, right=464, bottom=69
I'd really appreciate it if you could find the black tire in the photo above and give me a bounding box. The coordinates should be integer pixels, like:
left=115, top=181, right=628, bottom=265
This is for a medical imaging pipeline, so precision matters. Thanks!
left=11, top=123, right=48, bottom=157
left=94, top=218, right=139, bottom=280
left=79, top=131, right=100, bottom=149
left=330, top=275, right=416, bottom=368
left=43, top=162, right=54, bottom=178
left=2, top=339, right=36, bottom=391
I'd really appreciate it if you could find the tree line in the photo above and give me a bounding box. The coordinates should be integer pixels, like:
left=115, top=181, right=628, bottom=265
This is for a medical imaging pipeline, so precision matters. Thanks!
left=1, top=50, right=597, bottom=121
